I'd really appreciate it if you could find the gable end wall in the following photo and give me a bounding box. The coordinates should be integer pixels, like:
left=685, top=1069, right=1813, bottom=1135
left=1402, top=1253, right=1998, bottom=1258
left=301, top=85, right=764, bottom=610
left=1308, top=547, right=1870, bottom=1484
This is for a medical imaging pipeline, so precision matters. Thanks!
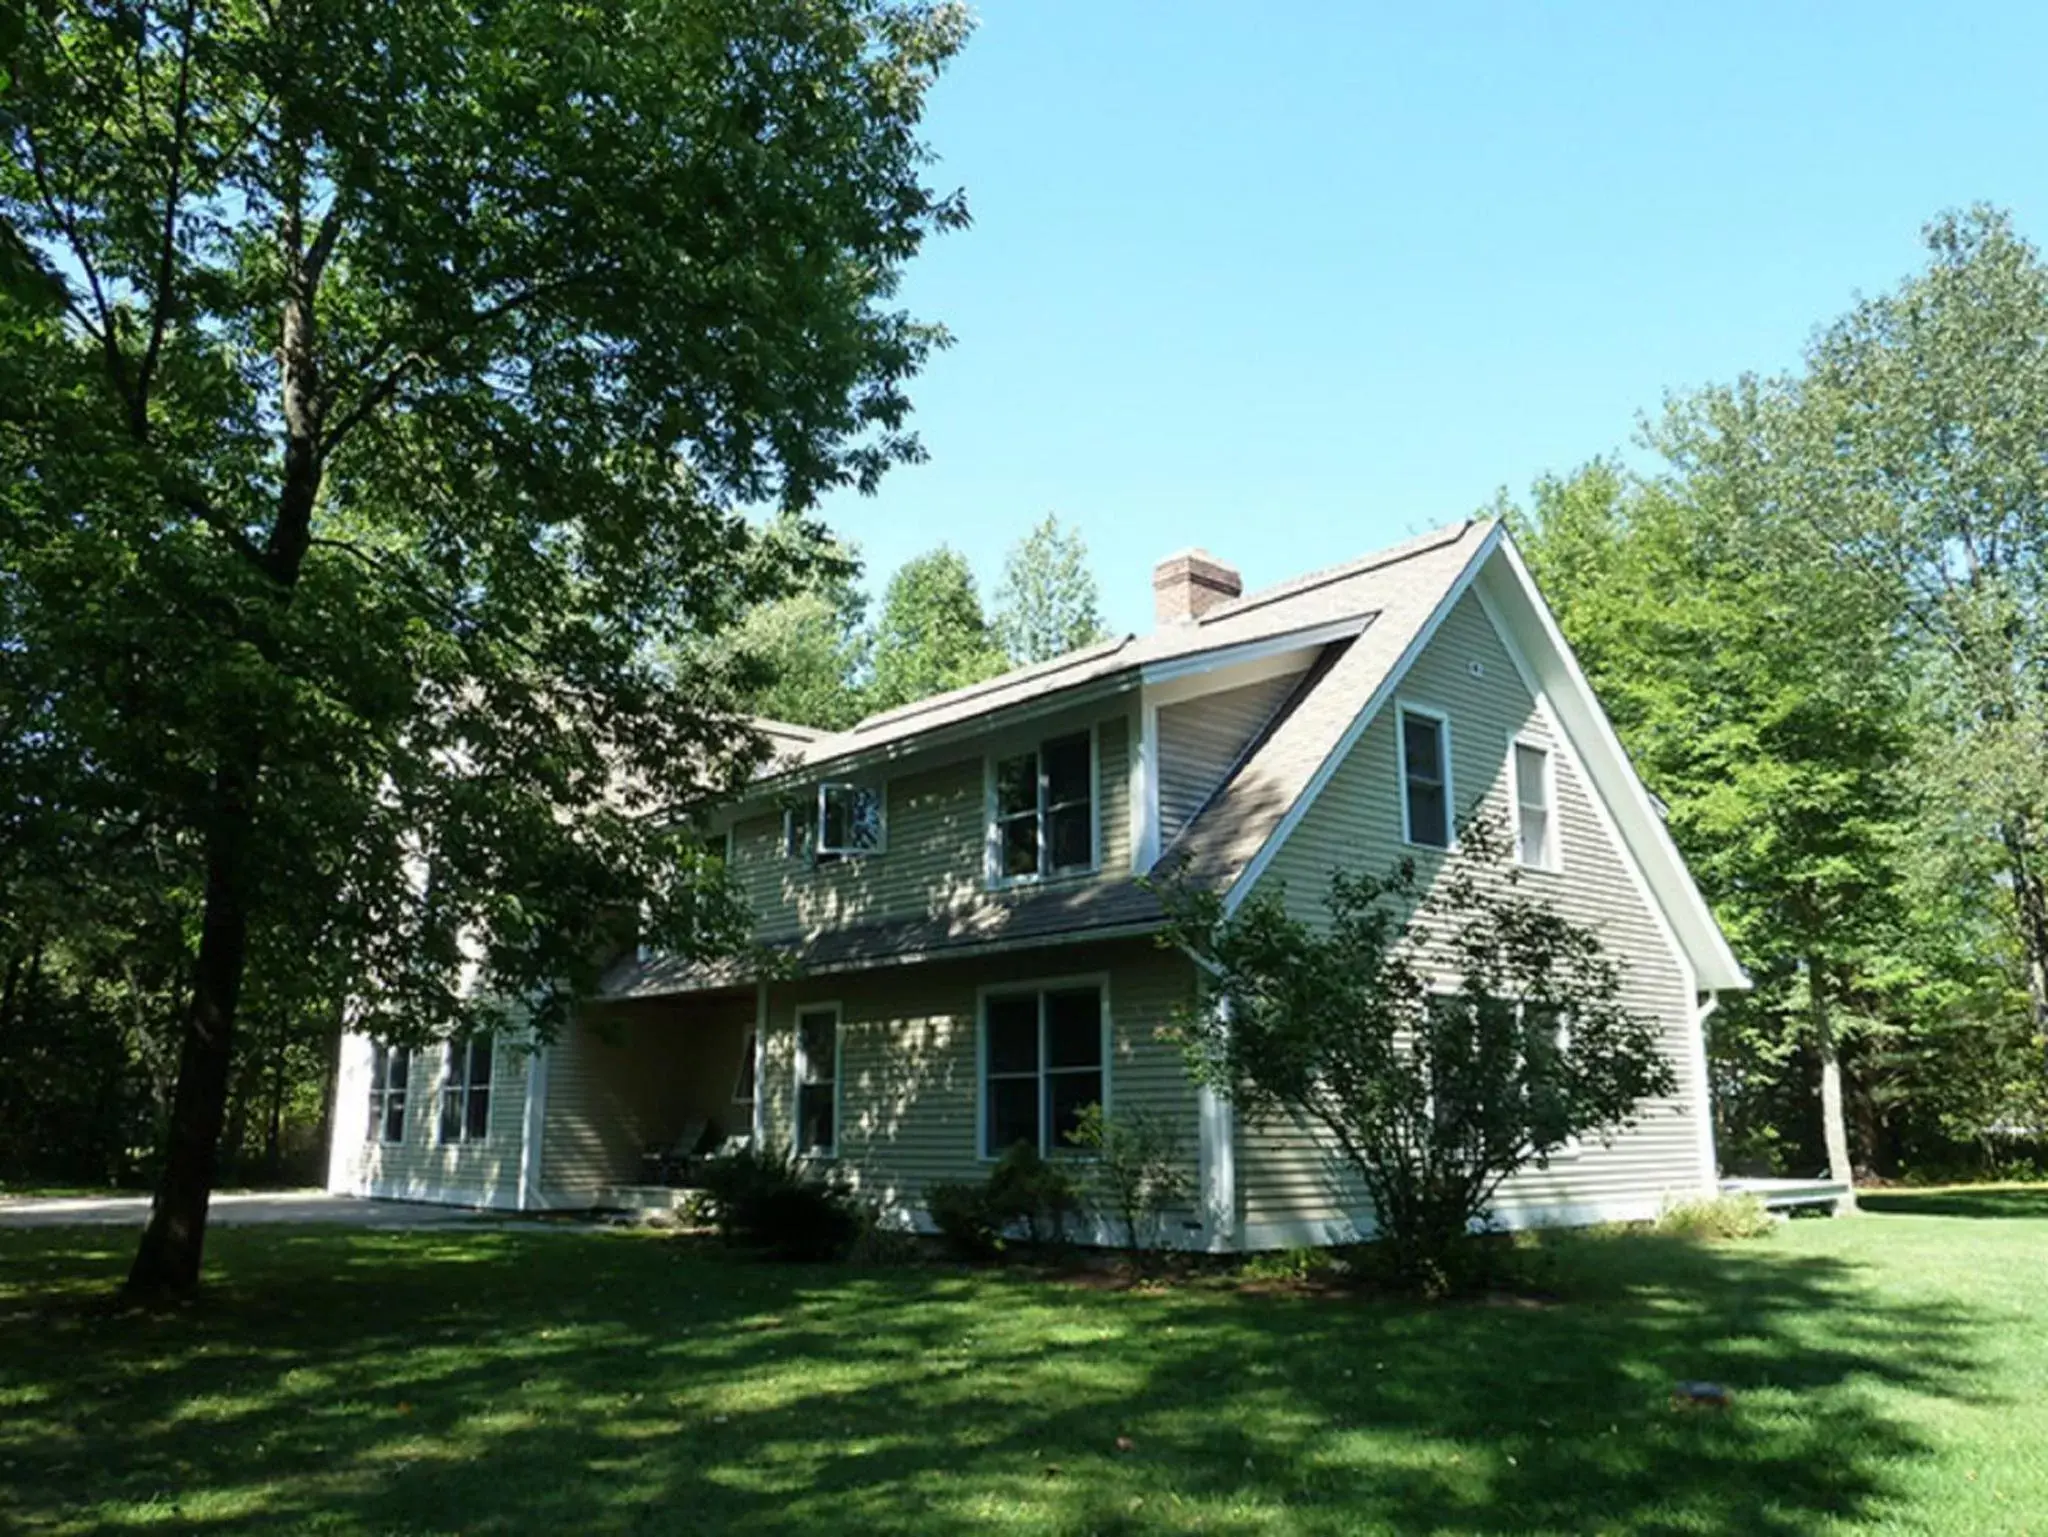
left=1236, top=588, right=1711, bottom=1245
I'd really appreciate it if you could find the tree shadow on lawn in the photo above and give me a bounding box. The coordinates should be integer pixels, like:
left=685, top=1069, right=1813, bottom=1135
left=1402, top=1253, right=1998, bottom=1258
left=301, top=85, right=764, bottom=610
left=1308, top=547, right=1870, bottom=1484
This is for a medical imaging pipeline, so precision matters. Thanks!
left=0, top=1224, right=1991, bottom=1536
left=1859, top=1185, right=2048, bottom=1220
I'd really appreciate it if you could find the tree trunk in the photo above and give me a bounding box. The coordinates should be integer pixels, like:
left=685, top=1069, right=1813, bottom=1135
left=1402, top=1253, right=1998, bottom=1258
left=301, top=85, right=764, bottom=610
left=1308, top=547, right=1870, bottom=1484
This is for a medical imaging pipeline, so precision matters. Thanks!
left=2000, top=817, right=2048, bottom=1068
left=122, top=202, right=326, bottom=1297
left=1809, top=954, right=1857, bottom=1215
left=125, top=751, right=259, bottom=1299
left=263, top=1042, right=286, bottom=1184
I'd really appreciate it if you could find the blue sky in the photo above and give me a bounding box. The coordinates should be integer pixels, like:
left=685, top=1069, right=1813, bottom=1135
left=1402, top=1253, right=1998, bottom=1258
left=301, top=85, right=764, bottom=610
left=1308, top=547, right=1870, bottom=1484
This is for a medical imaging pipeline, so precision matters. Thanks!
left=815, top=2, right=2048, bottom=636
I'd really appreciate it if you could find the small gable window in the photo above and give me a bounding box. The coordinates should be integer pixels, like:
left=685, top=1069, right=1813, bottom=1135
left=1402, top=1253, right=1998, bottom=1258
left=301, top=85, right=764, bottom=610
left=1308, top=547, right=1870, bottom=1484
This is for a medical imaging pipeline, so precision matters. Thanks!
left=367, top=1045, right=409, bottom=1144
left=990, top=730, right=1095, bottom=883
left=1399, top=707, right=1451, bottom=849
left=1513, top=739, right=1556, bottom=870
left=439, top=1037, right=493, bottom=1145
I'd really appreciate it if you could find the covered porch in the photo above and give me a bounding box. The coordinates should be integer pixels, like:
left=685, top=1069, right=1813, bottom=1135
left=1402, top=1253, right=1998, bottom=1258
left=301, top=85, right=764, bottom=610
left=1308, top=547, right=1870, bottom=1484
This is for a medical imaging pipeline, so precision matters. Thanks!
left=538, top=985, right=757, bottom=1209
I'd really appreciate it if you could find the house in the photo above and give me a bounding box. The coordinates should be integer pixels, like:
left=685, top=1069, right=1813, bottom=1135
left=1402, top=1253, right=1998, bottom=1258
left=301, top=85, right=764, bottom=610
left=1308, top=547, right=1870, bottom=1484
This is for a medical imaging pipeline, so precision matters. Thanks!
left=325, top=518, right=1746, bottom=1247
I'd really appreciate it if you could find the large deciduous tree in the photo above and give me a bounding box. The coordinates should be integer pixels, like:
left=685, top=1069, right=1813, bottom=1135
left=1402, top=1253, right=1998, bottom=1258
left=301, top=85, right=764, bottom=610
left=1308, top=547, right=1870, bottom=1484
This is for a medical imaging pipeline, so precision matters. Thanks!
left=1, top=0, right=969, bottom=1296
left=1789, top=207, right=2048, bottom=1052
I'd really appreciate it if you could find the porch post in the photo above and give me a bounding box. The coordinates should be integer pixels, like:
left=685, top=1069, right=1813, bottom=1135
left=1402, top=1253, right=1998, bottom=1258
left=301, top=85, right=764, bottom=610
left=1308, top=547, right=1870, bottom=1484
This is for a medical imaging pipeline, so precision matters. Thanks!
left=518, top=1033, right=551, bottom=1211
left=752, top=980, right=768, bottom=1147
left=1198, top=996, right=1238, bottom=1252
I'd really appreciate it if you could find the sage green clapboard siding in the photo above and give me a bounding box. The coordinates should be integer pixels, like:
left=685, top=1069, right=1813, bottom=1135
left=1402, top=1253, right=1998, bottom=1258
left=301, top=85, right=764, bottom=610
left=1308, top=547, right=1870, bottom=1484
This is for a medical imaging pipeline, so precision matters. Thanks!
left=754, top=940, right=1201, bottom=1231
left=1156, top=669, right=1306, bottom=847
left=539, top=992, right=754, bottom=1197
left=1238, top=589, right=1707, bottom=1236
left=729, top=708, right=1132, bottom=943
left=346, top=1034, right=531, bottom=1207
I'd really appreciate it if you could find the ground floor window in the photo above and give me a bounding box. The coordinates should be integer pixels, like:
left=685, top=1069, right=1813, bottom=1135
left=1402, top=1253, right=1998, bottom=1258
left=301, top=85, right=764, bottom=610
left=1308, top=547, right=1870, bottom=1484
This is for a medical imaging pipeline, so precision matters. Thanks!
left=368, top=1044, right=408, bottom=1143
left=794, top=1007, right=839, bottom=1157
left=981, top=983, right=1106, bottom=1157
left=439, top=1037, right=493, bottom=1144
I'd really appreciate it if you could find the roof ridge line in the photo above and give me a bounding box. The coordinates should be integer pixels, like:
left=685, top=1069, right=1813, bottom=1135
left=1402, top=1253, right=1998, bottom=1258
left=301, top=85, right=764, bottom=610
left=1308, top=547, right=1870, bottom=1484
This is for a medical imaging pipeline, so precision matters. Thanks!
left=1198, top=519, right=1482, bottom=625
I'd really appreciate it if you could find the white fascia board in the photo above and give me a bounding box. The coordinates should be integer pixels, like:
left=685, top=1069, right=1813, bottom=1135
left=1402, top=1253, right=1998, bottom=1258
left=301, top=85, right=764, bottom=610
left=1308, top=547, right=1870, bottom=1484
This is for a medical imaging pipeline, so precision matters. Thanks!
left=1137, top=616, right=1366, bottom=691
left=1481, top=539, right=1748, bottom=993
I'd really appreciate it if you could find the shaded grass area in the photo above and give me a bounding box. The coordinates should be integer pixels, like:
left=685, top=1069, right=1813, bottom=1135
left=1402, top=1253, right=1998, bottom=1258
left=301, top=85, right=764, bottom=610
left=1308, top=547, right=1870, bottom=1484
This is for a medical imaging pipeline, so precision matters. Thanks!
left=1, top=1200, right=2043, bottom=1535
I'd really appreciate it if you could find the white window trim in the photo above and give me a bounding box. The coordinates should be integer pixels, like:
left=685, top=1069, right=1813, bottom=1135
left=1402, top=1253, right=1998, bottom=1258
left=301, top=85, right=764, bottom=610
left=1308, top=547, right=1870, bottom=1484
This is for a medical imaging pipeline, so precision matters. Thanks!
left=1395, top=700, right=1455, bottom=851
left=974, top=973, right=1113, bottom=1161
left=984, top=725, right=1102, bottom=890
left=816, top=781, right=887, bottom=859
left=368, top=1044, right=409, bottom=1145
left=438, top=1037, right=493, bottom=1146
left=1507, top=733, right=1560, bottom=873
left=791, top=1001, right=843, bottom=1160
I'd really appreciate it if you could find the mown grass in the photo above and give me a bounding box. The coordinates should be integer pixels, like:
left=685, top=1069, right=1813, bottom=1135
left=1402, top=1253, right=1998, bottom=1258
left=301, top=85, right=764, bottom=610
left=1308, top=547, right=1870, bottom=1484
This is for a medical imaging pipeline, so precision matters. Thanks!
left=2, top=1188, right=2044, bottom=1535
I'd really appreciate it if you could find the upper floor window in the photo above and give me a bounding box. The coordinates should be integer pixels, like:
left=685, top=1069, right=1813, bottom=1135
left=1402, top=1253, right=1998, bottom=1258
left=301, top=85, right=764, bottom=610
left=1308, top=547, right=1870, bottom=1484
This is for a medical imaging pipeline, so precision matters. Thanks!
left=990, top=730, right=1095, bottom=883
left=794, top=1006, right=840, bottom=1157
left=367, top=1045, right=408, bottom=1144
left=784, top=782, right=884, bottom=862
left=981, top=983, right=1105, bottom=1157
left=1398, top=706, right=1451, bottom=849
left=1513, top=739, right=1557, bottom=870
left=439, top=1037, right=493, bottom=1144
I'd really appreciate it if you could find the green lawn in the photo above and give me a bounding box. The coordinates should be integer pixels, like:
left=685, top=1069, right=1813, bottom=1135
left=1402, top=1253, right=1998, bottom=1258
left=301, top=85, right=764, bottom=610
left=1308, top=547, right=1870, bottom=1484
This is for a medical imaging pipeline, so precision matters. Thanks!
left=2, top=1193, right=2044, bottom=1536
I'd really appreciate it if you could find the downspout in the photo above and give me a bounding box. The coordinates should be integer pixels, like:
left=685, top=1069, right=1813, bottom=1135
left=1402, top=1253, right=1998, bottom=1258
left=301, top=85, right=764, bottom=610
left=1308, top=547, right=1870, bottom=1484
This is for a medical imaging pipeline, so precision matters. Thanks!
left=1694, top=993, right=1721, bottom=1196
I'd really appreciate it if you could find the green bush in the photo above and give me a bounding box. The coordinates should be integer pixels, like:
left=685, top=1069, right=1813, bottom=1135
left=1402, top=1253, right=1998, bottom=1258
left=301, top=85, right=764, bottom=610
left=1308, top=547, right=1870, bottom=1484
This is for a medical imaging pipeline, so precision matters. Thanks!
left=1653, top=1192, right=1776, bottom=1241
left=985, top=1142, right=1080, bottom=1245
left=1065, top=1104, right=1189, bottom=1249
left=926, top=1180, right=1003, bottom=1260
left=1239, top=1245, right=1336, bottom=1285
left=694, top=1147, right=862, bottom=1261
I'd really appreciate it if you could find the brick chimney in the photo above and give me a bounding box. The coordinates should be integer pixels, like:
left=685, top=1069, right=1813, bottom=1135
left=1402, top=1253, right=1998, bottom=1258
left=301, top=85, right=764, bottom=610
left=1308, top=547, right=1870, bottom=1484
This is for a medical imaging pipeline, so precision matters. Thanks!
left=1152, top=548, right=1242, bottom=625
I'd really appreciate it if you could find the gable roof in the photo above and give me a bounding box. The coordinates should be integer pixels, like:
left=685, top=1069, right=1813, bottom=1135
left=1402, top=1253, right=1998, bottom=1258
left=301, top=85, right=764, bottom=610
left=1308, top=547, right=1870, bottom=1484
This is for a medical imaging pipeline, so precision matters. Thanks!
left=601, top=516, right=1746, bottom=997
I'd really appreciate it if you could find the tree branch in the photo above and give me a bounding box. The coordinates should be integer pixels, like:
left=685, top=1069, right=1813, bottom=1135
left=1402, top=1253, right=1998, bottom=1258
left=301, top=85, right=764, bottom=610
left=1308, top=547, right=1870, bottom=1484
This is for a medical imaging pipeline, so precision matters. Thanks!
left=320, top=269, right=616, bottom=456
left=135, top=0, right=203, bottom=438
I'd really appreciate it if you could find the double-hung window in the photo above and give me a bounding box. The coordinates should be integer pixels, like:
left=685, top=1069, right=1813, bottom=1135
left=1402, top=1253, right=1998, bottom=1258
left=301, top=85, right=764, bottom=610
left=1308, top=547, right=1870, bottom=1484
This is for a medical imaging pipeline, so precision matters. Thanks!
left=1399, top=706, right=1451, bottom=849
left=990, top=730, right=1095, bottom=883
left=981, top=984, right=1106, bottom=1157
left=439, top=1037, right=493, bottom=1144
left=367, top=1045, right=409, bottom=1143
left=794, top=1006, right=839, bottom=1157
left=1513, top=740, right=1557, bottom=870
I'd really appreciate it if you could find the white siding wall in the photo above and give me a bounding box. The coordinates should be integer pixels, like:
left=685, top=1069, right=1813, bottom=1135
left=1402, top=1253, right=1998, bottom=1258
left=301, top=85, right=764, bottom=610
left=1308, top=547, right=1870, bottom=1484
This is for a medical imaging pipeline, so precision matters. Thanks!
left=1235, top=589, right=1711, bottom=1246
left=327, top=1029, right=533, bottom=1209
